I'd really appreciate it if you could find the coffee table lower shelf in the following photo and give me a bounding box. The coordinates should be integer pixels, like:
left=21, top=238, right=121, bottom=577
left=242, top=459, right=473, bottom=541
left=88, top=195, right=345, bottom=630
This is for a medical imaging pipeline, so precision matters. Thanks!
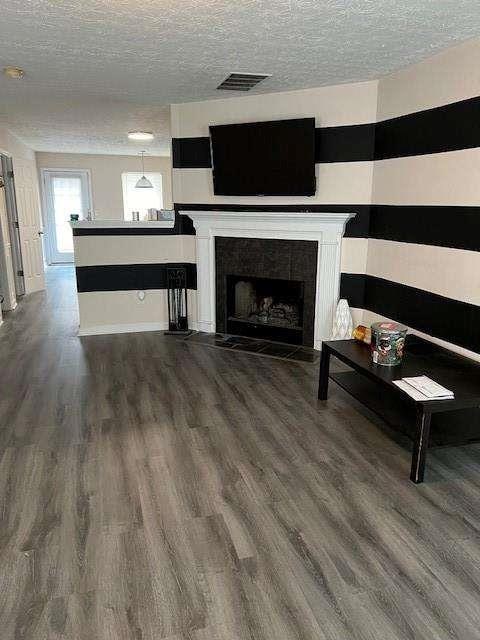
left=330, top=370, right=480, bottom=448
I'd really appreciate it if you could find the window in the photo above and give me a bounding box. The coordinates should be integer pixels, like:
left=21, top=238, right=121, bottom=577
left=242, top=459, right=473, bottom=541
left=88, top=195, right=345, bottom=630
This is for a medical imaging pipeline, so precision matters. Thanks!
left=121, top=172, right=163, bottom=220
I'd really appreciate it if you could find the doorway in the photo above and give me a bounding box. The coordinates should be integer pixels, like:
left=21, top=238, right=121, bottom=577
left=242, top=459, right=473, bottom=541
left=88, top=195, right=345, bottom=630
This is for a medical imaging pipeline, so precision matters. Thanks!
left=0, top=155, right=25, bottom=298
left=42, top=169, right=92, bottom=264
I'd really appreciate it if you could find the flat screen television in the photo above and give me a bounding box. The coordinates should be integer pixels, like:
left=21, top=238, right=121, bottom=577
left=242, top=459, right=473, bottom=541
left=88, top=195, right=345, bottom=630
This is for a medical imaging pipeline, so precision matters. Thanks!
left=209, top=117, right=316, bottom=196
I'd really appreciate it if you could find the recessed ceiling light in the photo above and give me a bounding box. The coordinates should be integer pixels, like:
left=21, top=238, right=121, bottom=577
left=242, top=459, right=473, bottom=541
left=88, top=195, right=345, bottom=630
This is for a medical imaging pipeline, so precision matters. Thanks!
left=128, top=131, right=154, bottom=141
left=3, top=66, right=25, bottom=79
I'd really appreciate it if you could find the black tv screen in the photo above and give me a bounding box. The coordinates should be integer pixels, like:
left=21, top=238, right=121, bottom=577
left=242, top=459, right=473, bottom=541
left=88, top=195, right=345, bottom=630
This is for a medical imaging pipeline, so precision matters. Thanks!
left=209, top=117, right=316, bottom=196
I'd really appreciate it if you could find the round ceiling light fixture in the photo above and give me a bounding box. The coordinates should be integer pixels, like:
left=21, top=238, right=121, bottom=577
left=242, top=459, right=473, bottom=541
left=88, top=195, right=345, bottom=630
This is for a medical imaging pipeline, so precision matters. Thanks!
left=128, top=131, right=154, bottom=141
left=3, top=66, right=25, bottom=79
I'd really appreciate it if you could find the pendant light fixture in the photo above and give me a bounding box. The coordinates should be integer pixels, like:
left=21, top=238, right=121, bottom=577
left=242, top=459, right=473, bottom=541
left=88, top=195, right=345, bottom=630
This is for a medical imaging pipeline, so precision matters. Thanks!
left=135, top=151, right=153, bottom=188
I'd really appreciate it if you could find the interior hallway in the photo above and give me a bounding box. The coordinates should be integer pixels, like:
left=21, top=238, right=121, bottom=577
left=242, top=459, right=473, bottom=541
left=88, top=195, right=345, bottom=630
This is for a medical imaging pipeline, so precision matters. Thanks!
left=1, top=267, right=480, bottom=639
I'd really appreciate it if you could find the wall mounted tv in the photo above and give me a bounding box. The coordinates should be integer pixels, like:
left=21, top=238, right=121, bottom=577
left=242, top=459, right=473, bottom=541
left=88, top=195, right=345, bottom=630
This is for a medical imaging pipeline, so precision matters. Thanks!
left=209, top=117, right=316, bottom=196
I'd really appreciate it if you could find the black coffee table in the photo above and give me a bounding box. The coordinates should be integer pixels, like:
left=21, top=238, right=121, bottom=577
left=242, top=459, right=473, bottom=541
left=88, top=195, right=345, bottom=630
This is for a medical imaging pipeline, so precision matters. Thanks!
left=318, top=336, right=480, bottom=483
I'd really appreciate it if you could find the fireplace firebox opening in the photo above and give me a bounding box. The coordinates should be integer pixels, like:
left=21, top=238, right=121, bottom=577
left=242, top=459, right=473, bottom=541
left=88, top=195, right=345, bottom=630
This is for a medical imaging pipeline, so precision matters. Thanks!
left=226, top=274, right=305, bottom=345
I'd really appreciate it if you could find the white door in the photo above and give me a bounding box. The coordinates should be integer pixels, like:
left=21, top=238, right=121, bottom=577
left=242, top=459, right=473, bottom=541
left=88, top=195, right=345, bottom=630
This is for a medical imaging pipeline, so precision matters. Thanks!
left=14, top=158, right=46, bottom=293
left=43, top=170, right=92, bottom=264
left=0, top=186, right=17, bottom=310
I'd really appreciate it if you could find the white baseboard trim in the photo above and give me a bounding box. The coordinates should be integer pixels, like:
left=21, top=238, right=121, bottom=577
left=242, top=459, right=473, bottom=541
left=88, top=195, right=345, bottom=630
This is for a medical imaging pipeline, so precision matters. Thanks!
left=78, top=320, right=199, bottom=337
left=78, top=321, right=168, bottom=336
left=197, top=320, right=215, bottom=333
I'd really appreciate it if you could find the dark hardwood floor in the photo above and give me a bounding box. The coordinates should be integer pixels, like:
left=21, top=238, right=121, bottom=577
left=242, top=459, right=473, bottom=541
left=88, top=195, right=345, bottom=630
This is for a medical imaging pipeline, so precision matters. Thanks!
left=2, top=266, right=480, bottom=639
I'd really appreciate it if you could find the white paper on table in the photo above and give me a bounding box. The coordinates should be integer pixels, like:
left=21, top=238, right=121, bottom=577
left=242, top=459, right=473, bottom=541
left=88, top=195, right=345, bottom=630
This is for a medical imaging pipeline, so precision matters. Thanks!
left=393, top=379, right=453, bottom=401
left=402, top=376, right=454, bottom=399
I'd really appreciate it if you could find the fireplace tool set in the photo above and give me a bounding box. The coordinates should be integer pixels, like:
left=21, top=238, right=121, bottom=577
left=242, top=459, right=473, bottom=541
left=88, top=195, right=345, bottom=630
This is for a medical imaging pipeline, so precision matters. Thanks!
left=165, top=266, right=192, bottom=335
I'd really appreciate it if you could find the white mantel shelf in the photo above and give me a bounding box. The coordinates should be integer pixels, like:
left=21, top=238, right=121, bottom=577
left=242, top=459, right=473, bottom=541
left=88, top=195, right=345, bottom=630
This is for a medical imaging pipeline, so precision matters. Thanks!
left=184, top=209, right=354, bottom=230
left=184, top=209, right=356, bottom=350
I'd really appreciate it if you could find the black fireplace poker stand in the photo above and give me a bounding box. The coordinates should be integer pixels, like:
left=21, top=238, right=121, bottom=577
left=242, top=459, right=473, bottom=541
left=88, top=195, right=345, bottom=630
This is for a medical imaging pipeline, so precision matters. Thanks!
left=164, top=266, right=192, bottom=336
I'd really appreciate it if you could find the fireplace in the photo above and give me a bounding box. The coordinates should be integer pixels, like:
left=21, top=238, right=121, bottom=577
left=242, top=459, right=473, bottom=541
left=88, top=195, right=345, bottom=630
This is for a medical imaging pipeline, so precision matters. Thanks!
left=183, top=209, right=355, bottom=350
left=226, top=274, right=305, bottom=344
left=215, top=236, right=317, bottom=346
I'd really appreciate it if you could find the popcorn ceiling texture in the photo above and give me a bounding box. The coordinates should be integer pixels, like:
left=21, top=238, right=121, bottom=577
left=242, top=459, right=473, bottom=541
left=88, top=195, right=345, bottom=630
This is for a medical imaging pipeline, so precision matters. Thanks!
left=0, top=0, right=479, bottom=154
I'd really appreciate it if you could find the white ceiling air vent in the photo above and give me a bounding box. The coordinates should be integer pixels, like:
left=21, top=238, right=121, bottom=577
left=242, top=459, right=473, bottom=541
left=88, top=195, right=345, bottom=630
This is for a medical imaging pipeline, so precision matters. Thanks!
left=216, top=72, right=271, bottom=92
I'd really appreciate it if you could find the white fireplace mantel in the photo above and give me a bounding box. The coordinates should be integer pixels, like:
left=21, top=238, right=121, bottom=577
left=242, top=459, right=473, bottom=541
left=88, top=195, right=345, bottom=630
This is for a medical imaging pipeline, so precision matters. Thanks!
left=183, top=210, right=356, bottom=350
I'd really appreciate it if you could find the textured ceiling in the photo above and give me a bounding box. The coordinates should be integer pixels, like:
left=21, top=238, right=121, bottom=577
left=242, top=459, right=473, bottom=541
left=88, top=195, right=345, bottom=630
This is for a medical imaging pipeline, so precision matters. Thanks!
left=0, top=0, right=479, bottom=155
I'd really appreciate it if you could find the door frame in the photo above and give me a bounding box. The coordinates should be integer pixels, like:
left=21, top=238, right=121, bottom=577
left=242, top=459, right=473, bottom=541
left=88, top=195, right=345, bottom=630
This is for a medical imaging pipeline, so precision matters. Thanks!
left=41, top=168, right=93, bottom=264
left=1, top=149, right=46, bottom=294
left=0, top=154, right=25, bottom=297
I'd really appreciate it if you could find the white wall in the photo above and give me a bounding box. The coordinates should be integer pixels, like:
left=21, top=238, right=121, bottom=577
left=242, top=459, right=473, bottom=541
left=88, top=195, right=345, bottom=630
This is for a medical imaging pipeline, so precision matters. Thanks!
left=74, top=234, right=195, bottom=267
left=376, top=38, right=480, bottom=121
left=0, top=127, right=36, bottom=163
left=171, top=81, right=378, bottom=136
left=78, top=289, right=197, bottom=336
left=36, top=152, right=173, bottom=220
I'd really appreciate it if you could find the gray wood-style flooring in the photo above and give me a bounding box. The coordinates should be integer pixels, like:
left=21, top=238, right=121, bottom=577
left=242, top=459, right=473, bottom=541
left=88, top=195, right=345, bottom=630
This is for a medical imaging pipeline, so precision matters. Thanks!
left=2, top=266, right=480, bottom=639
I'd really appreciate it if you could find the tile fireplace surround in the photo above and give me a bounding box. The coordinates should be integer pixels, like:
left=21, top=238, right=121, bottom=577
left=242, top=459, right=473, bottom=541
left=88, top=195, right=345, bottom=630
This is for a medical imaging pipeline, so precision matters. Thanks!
left=183, top=210, right=355, bottom=350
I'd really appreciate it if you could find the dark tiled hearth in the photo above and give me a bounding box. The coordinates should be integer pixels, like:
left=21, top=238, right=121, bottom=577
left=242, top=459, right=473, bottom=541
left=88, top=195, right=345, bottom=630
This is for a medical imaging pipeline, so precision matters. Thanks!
left=184, top=331, right=319, bottom=363
left=260, top=342, right=299, bottom=359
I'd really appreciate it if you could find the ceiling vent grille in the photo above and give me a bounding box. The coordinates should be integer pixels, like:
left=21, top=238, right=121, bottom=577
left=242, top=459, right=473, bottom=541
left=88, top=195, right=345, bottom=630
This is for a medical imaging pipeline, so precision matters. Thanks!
left=217, top=72, right=271, bottom=92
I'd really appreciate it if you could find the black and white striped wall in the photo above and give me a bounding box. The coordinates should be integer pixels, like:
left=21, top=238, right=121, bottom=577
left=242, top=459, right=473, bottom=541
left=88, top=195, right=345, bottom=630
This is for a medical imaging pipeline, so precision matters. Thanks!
left=73, top=222, right=197, bottom=335
left=171, top=39, right=480, bottom=359
left=171, top=81, right=377, bottom=332
left=360, top=38, right=480, bottom=360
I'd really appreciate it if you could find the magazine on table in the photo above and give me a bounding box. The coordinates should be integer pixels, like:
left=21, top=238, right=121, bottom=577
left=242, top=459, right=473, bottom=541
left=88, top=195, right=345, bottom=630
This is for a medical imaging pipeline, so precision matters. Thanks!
left=393, top=376, right=454, bottom=401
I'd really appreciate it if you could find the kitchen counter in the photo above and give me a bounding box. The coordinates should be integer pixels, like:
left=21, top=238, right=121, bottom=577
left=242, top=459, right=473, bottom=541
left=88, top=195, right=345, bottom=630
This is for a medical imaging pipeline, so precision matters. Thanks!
left=70, top=216, right=196, bottom=336
left=71, top=219, right=175, bottom=230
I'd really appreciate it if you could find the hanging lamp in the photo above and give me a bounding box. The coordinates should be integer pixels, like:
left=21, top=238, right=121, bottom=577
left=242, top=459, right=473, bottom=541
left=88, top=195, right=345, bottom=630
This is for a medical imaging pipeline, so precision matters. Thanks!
left=135, top=151, right=153, bottom=188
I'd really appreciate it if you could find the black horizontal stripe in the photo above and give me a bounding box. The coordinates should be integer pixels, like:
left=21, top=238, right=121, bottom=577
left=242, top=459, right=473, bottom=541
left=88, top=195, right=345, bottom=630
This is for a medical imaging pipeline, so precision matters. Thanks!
left=76, top=263, right=197, bottom=293
left=173, top=94, right=480, bottom=167
left=340, top=273, right=480, bottom=354
left=172, top=126, right=375, bottom=166
left=174, top=203, right=370, bottom=238
left=369, top=205, right=480, bottom=252
left=174, top=212, right=196, bottom=235
left=175, top=202, right=480, bottom=250
left=315, top=123, right=375, bottom=162
left=339, top=272, right=367, bottom=309
left=375, top=95, right=480, bottom=160
left=172, top=137, right=212, bottom=168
